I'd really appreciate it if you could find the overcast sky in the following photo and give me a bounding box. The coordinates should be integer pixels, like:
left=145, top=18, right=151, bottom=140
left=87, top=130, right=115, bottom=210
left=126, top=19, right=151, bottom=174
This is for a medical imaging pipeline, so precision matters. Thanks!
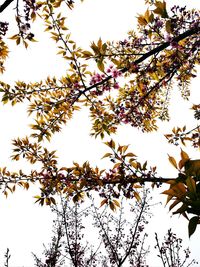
left=0, top=0, right=199, bottom=265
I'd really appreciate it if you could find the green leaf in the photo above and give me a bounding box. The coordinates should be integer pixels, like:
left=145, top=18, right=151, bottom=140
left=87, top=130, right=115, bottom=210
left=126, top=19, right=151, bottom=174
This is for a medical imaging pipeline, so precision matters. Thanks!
left=188, top=216, right=199, bottom=238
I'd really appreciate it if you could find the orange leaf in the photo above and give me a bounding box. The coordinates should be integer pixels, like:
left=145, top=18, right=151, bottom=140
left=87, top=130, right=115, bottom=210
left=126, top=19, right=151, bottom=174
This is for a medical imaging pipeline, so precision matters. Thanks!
left=180, top=149, right=190, bottom=162
left=100, top=199, right=108, bottom=208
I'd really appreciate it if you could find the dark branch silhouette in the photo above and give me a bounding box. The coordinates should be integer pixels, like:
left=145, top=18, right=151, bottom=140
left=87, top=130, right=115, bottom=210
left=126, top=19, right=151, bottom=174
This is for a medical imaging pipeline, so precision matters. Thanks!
left=0, top=0, right=14, bottom=13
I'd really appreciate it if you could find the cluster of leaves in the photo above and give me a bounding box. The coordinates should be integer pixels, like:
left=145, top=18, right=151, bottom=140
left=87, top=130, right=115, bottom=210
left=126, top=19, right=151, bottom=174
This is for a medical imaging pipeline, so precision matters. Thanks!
left=165, top=125, right=200, bottom=148
left=10, top=0, right=40, bottom=46
left=8, top=138, right=163, bottom=208
left=0, top=0, right=199, bottom=139
left=163, top=150, right=200, bottom=237
left=165, top=104, right=200, bottom=148
left=0, top=37, right=9, bottom=73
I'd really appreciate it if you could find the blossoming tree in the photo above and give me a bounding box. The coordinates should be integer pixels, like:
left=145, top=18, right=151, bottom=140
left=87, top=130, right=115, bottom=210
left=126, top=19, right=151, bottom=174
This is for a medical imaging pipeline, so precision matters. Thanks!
left=0, top=0, right=199, bottom=236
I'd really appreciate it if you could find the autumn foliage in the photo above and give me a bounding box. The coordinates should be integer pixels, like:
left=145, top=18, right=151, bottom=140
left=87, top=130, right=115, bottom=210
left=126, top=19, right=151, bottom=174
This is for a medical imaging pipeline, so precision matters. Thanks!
left=0, top=0, right=199, bottom=236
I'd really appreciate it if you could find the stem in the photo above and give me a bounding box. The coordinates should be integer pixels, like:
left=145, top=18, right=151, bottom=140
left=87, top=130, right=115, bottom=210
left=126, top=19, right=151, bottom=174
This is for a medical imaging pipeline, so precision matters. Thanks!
left=155, top=232, right=166, bottom=267
left=120, top=197, right=146, bottom=265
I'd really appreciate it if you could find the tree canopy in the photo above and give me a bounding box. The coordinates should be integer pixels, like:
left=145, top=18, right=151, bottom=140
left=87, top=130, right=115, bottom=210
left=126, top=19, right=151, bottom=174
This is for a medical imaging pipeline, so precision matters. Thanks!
left=0, top=0, right=199, bottom=236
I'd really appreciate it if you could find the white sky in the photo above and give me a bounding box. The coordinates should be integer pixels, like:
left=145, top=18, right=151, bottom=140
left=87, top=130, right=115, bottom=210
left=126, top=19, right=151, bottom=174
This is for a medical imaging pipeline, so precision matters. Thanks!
left=0, top=0, right=199, bottom=265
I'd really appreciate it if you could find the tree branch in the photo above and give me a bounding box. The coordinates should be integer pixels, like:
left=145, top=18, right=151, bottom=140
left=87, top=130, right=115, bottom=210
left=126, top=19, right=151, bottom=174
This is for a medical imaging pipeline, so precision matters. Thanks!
left=0, top=0, right=14, bottom=13
left=83, top=26, right=200, bottom=94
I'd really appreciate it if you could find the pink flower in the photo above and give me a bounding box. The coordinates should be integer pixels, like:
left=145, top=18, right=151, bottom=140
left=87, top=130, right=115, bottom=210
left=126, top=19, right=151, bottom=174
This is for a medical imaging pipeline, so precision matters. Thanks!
left=113, top=82, right=119, bottom=89
left=112, top=69, right=122, bottom=78
left=89, top=73, right=103, bottom=85
left=165, top=35, right=173, bottom=42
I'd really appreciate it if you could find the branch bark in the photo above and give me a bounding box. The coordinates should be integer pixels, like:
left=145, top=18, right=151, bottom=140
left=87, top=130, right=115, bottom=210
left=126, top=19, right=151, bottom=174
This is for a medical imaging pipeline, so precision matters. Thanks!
left=0, top=0, right=14, bottom=13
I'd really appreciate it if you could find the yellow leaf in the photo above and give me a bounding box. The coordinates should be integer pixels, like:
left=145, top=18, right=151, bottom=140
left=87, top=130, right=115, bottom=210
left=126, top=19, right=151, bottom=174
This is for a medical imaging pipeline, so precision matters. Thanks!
left=144, top=9, right=153, bottom=23
left=109, top=201, right=116, bottom=211
left=180, top=149, right=190, bottom=162
left=9, top=34, right=18, bottom=40
left=31, top=11, right=36, bottom=21
left=16, top=37, right=21, bottom=45
left=113, top=162, right=121, bottom=169
left=122, top=145, right=129, bottom=153
left=150, top=72, right=159, bottom=81
left=134, top=191, right=141, bottom=202
left=97, top=38, right=102, bottom=49
left=82, top=50, right=93, bottom=57
left=113, top=199, right=120, bottom=207
left=133, top=184, right=142, bottom=189
left=168, top=154, right=178, bottom=169
left=153, top=1, right=168, bottom=18
left=45, top=197, right=51, bottom=205
left=144, top=9, right=150, bottom=22
left=109, top=139, right=115, bottom=149
left=101, top=153, right=112, bottom=159
left=130, top=161, right=138, bottom=169
left=137, top=15, right=148, bottom=26
left=124, top=152, right=136, bottom=158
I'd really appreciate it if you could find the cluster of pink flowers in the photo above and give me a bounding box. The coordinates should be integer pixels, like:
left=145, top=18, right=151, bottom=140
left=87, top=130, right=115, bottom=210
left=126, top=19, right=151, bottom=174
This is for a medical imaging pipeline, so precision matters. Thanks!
left=89, top=66, right=122, bottom=86
left=89, top=65, right=121, bottom=95
left=89, top=73, right=105, bottom=85
left=106, top=65, right=122, bottom=78
left=73, top=81, right=81, bottom=89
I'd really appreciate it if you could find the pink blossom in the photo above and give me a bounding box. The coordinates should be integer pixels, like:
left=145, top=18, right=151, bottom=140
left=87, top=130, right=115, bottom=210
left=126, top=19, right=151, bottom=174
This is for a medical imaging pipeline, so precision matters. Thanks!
left=112, top=69, right=122, bottom=78
left=113, top=82, right=120, bottom=89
